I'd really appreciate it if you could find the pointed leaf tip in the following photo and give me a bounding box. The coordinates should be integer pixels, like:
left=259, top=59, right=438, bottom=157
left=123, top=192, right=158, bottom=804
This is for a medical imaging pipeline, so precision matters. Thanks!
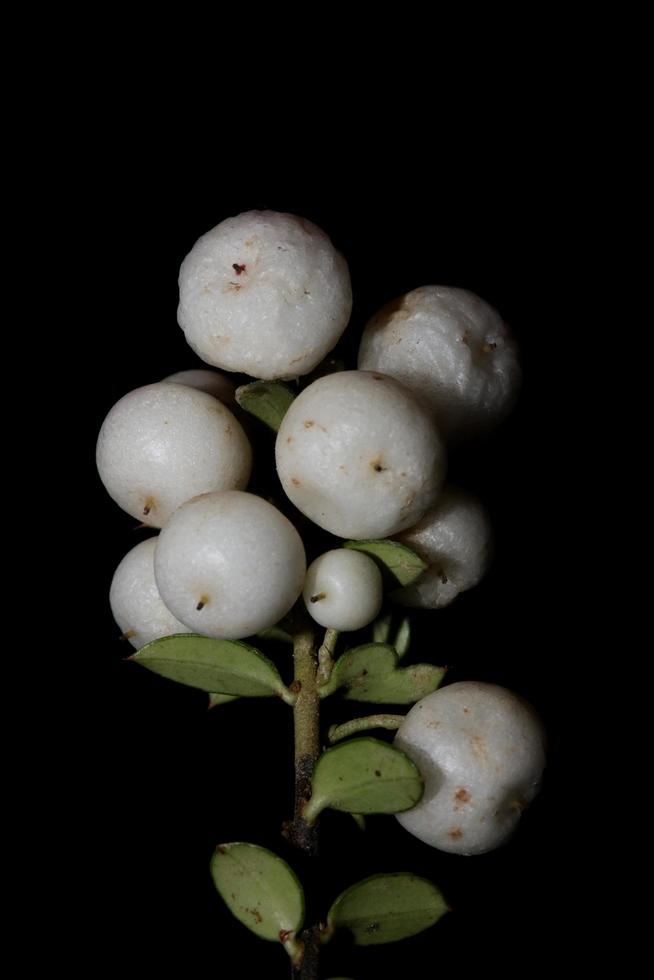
left=343, top=540, right=427, bottom=589
left=132, top=634, right=291, bottom=699
left=236, top=380, right=296, bottom=432
left=210, top=842, right=304, bottom=942
left=328, top=873, right=448, bottom=945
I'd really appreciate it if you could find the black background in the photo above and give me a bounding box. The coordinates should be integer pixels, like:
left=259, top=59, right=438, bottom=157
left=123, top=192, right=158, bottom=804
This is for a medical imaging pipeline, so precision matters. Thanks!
left=78, top=175, right=586, bottom=978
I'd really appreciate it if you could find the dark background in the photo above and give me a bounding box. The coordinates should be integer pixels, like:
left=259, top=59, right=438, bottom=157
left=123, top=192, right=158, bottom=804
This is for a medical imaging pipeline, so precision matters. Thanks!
left=78, top=178, right=585, bottom=977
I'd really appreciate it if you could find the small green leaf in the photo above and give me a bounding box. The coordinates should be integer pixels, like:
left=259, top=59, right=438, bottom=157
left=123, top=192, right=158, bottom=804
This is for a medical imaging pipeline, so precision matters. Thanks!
left=372, top=611, right=393, bottom=644
left=211, top=843, right=304, bottom=943
left=319, top=643, right=445, bottom=704
left=393, top=617, right=411, bottom=660
left=132, top=634, right=293, bottom=702
left=328, top=873, right=448, bottom=946
left=235, top=380, right=296, bottom=432
left=208, top=692, right=240, bottom=708
left=303, top=738, right=423, bottom=823
left=343, top=540, right=427, bottom=589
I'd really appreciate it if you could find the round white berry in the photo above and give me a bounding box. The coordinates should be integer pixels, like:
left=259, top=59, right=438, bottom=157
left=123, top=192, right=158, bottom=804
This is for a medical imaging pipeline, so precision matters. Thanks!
left=392, top=486, right=492, bottom=609
left=110, top=538, right=191, bottom=650
left=395, top=682, right=546, bottom=855
left=276, top=371, right=446, bottom=539
left=303, top=549, right=383, bottom=631
left=177, top=210, right=352, bottom=380
left=358, top=286, right=521, bottom=442
left=163, top=368, right=236, bottom=406
left=96, top=382, right=252, bottom=527
left=154, top=491, right=306, bottom=639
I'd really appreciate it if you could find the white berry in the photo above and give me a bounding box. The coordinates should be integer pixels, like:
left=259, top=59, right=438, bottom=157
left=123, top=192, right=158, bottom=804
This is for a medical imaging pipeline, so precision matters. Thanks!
left=303, top=549, right=383, bottom=631
left=177, top=210, right=352, bottom=380
left=276, top=371, right=446, bottom=539
left=392, top=486, right=492, bottom=609
left=110, top=538, right=191, bottom=649
left=163, top=368, right=236, bottom=406
left=154, top=491, right=306, bottom=639
left=96, top=382, right=252, bottom=527
left=395, top=682, right=546, bottom=855
left=358, top=286, right=521, bottom=442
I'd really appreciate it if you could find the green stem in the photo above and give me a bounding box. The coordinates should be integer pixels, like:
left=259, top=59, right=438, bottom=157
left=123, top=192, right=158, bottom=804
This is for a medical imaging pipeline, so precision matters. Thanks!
left=327, top=714, right=405, bottom=743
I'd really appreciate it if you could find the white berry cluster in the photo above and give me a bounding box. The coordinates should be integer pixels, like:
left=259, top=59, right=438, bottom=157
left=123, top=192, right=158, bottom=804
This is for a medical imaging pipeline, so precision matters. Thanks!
left=98, top=209, right=542, bottom=856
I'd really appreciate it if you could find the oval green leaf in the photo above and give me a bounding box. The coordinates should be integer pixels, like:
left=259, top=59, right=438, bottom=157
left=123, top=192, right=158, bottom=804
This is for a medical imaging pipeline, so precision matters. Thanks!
left=319, top=643, right=445, bottom=704
left=208, top=692, right=240, bottom=708
left=211, top=842, right=304, bottom=942
left=343, top=540, right=427, bottom=589
left=303, top=738, right=423, bottom=823
left=235, top=380, right=296, bottom=432
left=132, top=634, right=293, bottom=701
left=328, top=873, right=448, bottom=946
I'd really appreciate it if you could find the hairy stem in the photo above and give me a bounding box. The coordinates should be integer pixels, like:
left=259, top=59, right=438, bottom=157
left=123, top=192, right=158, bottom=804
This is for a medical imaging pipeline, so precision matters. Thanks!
left=328, top=714, right=405, bottom=743
left=286, top=626, right=320, bottom=856
left=316, top=628, right=339, bottom=686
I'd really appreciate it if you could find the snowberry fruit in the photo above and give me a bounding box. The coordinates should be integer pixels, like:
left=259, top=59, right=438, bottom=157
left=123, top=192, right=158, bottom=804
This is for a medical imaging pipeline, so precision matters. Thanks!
left=276, top=370, right=446, bottom=539
left=303, top=549, right=383, bottom=631
left=110, top=538, right=191, bottom=649
left=163, top=368, right=236, bottom=406
left=394, top=682, right=546, bottom=855
left=358, top=286, right=521, bottom=442
left=154, top=491, right=306, bottom=640
left=177, top=210, right=352, bottom=380
left=392, top=486, right=492, bottom=609
left=96, top=382, right=252, bottom=527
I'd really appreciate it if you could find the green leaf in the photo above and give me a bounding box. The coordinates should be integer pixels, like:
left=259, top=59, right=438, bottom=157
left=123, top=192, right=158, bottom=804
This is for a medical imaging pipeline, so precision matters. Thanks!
left=343, top=540, right=427, bottom=589
left=393, top=617, right=411, bottom=660
left=303, top=738, right=423, bottom=823
left=235, top=380, right=296, bottom=432
left=132, top=635, right=294, bottom=702
left=328, top=873, right=448, bottom=946
left=319, top=643, right=445, bottom=704
left=208, top=692, right=240, bottom=708
left=210, top=843, right=304, bottom=943
left=372, top=611, right=393, bottom=644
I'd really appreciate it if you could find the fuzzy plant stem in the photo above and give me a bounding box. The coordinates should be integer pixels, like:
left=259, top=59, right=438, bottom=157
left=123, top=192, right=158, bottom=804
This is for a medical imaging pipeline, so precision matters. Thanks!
left=287, top=625, right=321, bottom=856
left=285, top=625, right=322, bottom=979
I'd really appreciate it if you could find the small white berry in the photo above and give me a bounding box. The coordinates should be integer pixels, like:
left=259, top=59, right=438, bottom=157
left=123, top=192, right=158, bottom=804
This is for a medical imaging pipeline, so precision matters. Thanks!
left=276, top=371, right=446, bottom=539
left=110, top=538, right=191, bottom=649
left=96, top=382, right=252, bottom=527
left=154, top=491, right=306, bottom=640
left=177, top=210, right=352, bottom=380
left=303, top=549, right=383, bottom=631
left=392, top=486, right=492, bottom=609
left=358, top=286, right=521, bottom=442
left=395, top=682, right=546, bottom=855
left=163, top=369, right=236, bottom=406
